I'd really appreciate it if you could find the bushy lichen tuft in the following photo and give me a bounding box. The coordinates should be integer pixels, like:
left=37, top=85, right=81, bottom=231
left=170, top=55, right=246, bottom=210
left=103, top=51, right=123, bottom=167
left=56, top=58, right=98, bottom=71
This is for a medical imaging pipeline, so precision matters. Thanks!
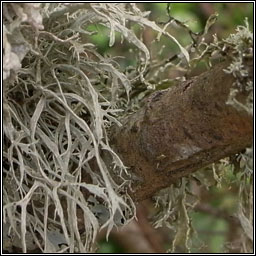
left=3, top=3, right=191, bottom=253
left=222, top=19, right=253, bottom=115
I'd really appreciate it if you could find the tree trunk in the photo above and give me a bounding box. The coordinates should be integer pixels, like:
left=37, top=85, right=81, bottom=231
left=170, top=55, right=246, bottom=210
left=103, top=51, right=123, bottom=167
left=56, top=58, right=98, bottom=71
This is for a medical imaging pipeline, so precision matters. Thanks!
left=111, top=60, right=253, bottom=201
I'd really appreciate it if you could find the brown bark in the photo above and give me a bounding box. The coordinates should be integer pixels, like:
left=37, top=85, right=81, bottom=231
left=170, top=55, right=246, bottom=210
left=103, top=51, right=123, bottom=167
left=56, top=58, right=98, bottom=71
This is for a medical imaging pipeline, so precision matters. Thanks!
left=111, top=60, right=253, bottom=201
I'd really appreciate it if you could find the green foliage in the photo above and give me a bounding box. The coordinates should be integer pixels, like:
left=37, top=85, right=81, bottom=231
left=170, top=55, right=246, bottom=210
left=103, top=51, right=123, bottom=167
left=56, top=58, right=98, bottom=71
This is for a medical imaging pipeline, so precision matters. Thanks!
left=97, top=238, right=125, bottom=253
left=191, top=211, right=228, bottom=253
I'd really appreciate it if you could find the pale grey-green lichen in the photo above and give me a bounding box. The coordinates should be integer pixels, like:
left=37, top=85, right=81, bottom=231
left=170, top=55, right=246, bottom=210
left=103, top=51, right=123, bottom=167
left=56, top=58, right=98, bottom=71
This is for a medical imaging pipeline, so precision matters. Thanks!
left=3, top=3, right=190, bottom=253
left=223, top=19, right=253, bottom=115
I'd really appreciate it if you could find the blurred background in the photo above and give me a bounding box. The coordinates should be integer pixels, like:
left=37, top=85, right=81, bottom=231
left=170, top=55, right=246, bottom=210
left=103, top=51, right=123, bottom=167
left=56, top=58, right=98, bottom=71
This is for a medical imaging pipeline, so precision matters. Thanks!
left=88, top=3, right=253, bottom=67
left=89, top=3, right=253, bottom=253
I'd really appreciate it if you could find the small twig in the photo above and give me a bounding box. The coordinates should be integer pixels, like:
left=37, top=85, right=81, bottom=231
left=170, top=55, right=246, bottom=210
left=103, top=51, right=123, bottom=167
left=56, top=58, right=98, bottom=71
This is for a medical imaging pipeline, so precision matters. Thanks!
left=39, top=31, right=79, bottom=43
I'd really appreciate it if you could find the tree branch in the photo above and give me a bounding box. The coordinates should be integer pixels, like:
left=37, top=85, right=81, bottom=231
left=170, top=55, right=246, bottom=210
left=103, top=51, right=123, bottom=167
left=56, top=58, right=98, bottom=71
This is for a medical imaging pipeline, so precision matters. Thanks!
left=111, top=60, right=253, bottom=201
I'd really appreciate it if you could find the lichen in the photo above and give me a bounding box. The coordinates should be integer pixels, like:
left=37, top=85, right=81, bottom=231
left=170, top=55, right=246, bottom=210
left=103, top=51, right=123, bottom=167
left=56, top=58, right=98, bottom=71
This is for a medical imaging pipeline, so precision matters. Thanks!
left=222, top=19, right=252, bottom=115
left=3, top=3, right=253, bottom=253
left=2, top=3, right=191, bottom=253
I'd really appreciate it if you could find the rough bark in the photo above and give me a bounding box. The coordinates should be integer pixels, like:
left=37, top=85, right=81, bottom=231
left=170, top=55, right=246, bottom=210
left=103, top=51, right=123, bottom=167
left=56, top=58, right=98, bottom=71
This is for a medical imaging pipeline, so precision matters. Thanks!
left=111, top=60, right=253, bottom=201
